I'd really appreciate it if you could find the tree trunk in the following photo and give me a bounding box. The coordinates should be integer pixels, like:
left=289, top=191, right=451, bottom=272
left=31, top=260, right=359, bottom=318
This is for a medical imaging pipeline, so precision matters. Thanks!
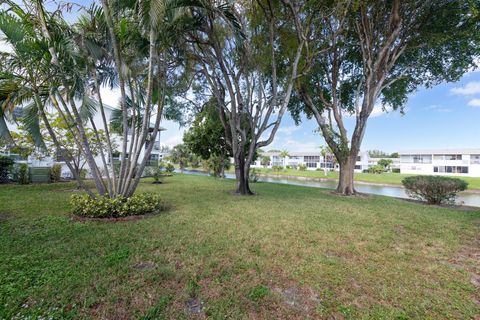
left=234, top=152, right=253, bottom=195
left=336, top=156, right=356, bottom=195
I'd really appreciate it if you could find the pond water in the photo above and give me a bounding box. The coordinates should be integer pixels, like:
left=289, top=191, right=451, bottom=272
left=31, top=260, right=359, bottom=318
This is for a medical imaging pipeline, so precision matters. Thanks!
left=177, top=169, right=480, bottom=208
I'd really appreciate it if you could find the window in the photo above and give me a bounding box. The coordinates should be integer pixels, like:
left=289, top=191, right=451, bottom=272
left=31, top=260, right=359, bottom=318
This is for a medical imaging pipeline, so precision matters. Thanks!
left=433, top=166, right=468, bottom=174
left=446, top=154, right=462, bottom=160
left=355, top=165, right=361, bottom=170
left=402, top=155, right=432, bottom=163
left=471, top=155, right=480, bottom=164
left=356, top=156, right=361, bottom=161
left=304, top=156, right=320, bottom=162
left=306, top=162, right=317, bottom=168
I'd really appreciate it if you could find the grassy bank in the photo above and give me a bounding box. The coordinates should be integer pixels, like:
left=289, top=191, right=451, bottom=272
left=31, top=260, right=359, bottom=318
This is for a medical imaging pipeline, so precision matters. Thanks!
left=254, top=168, right=480, bottom=190
left=1, top=175, right=479, bottom=319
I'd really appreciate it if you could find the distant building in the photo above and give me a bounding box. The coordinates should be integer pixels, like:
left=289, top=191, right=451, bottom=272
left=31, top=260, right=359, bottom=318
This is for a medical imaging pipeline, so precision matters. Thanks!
left=399, top=149, right=480, bottom=177
left=2, top=104, right=165, bottom=178
left=252, top=150, right=399, bottom=172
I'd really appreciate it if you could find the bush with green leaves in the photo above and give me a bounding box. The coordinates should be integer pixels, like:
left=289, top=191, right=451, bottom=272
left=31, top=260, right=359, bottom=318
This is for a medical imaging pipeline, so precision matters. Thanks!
left=271, top=165, right=282, bottom=172
left=50, top=163, right=62, bottom=182
left=71, top=193, right=168, bottom=218
left=368, top=165, right=385, bottom=174
left=298, top=164, right=307, bottom=171
left=17, top=163, right=30, bottom=185
left=0, top=156, right=14, bottom=183
left=165, top=163, right=175, bottom=173
left=402, top=175, right=468, bottom=205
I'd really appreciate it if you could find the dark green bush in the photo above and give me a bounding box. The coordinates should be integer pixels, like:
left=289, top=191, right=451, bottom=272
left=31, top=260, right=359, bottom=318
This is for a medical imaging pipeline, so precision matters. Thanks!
left=0, top=156, right=14, bottom=183
left=368, top=164, right=385, bottom=174
left=71, top=193, right=168, bottom=218
left=402, top=175, right=468, bottom=205
left=298, top=164, right=307, bottom=171
left=165, top=163, right=175, bottom=173
left=271, top=165, right=282, bottom=172
left=17, top=163, right=30, bottom=184
left=50, top=163, right=62, bottom=182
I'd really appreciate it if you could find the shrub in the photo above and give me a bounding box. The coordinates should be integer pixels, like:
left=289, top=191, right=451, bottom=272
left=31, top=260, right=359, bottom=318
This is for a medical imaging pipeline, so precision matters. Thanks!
left=368, top=165, right=384, bottom=174
left=286, top=165, right=292, bottom=169
left=0, top=156, right=14, bottom=183
left=79, top=169, right=87, bottom=180
left=402, top=175, right=468, bottom=205
left=17, top=163, right=30, bottom=185
left=392, top=168, right=401, bottom=173
left=71, top=193, right=168, bottom=218
left=152, top=167, right=163, bottom=183
left=50, top=163, right=62, bottom=182
left=249, top=168, right=259, bottom=183
left=271, top=165, right=282, bottom=172
left=298, top=164, right=307, bottom=171
left=165, top=163, right=175, bottom=173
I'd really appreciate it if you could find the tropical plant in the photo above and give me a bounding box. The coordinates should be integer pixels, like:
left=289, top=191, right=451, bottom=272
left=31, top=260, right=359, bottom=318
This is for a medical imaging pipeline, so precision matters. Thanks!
left=368, top=165, right=385, bottom=174
left=50, top=163, right=62, bottom=182
left=17, top=163, right=29, bottom=184
left=402, top=176, right=468, bottom=205
left=260, top=156, right=271, bottom=168
left=0, top=0, right=236, bottom=201
left=170, top=144, right=191, bottom=172
left=377, top=159, right=393, bottom=171
left=279, top=150, right=290, bottom=169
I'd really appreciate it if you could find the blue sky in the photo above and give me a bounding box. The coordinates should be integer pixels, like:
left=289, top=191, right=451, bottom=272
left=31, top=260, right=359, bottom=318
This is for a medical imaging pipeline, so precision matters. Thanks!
left=161, top=70, right=480, bottom=153
left=269, top=70, right=480, bottom=153
left=2, top=1, right=480, bottom=153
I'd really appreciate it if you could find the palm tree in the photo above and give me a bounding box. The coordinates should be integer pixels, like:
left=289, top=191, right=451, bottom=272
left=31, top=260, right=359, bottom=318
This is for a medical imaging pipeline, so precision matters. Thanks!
left=279, top=150, right=290, bottom=169
left=0, top=0, right=240, bottom=199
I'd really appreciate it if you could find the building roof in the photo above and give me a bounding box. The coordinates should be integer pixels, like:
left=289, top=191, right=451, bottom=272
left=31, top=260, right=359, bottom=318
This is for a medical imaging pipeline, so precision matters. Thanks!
left=399, top=148, right=480, bottom=155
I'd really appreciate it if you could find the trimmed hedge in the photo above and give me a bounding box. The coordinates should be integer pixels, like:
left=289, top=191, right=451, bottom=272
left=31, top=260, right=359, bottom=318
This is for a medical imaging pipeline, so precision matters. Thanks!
left=402, top=175, right=468, bottom=205
left=71, top=193, right=168, bottom=218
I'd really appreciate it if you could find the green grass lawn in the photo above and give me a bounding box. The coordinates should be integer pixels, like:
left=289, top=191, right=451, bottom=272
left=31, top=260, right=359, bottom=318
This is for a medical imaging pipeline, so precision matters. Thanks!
left=1, top=175, right=479, bottom=319
left=255, top=168, right=480, bottom=190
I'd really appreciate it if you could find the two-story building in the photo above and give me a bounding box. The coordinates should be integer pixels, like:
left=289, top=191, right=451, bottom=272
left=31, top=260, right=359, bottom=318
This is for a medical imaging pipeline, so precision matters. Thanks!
left=399, top=149, right=480, bottom=177
left=2, top=103, right=165, bottom=178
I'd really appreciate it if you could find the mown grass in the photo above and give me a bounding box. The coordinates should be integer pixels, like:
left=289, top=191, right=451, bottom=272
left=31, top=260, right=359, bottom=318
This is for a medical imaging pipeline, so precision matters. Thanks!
left=1, top=174, right=479, bottom=319
left=255, top=168, right=480, bottom=190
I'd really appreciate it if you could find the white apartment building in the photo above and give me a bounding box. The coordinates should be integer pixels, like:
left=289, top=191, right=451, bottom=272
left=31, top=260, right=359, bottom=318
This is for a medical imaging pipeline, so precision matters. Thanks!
left=3, top=104, right=164, bottom=178
left=252, top=150, right=396, bottom=172
left=399, top=149, right=480, bottom=177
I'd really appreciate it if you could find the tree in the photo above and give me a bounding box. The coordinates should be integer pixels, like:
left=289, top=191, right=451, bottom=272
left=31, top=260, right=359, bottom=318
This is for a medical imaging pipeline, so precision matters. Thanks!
left=320, top=145, right=337, bottom=171
left=187, top=0, right=309, bottom=195
left=279, top=150, right=290, bottom=169
left=260, top=155, right=271, bottom=168
left=170, top=144, right=191, bottom=172
left=377, top=159, right=393, bottom=171
left=0, top=0, right=230, bottom=198
left=183, top=99, right=232, bottom=178
left=288, top=0, right=480, bottom=195
left=390, top=152, right=399, bottom=158
left=368, top=150, right=389, bottom=158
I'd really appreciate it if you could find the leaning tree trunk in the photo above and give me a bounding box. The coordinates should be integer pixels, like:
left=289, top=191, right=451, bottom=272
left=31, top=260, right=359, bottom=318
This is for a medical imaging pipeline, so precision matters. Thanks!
left=337, top=155, right=356, bottom=195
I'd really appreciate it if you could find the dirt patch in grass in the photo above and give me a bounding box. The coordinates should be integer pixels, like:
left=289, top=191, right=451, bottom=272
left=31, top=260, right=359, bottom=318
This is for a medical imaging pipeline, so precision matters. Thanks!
left=271, top=285, right=321, bottom=313
left=0, top=212, right=10, bottom=221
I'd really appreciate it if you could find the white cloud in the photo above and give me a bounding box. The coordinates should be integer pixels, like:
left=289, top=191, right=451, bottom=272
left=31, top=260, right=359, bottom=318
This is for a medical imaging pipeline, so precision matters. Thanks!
left=277, top=125, right=299, bottom=135
left=369, top=103, right=394, bottom=118
left=467, top=98, right=480, bottom=107
left=450, top=81, right=480, bottom=96
left=425, top=104, right=452, bottom=113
